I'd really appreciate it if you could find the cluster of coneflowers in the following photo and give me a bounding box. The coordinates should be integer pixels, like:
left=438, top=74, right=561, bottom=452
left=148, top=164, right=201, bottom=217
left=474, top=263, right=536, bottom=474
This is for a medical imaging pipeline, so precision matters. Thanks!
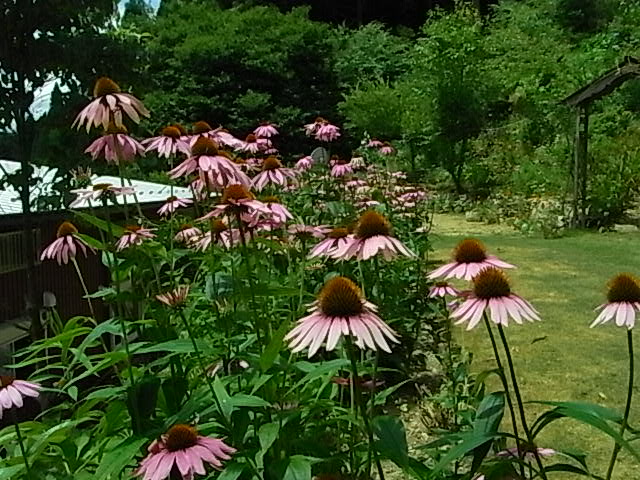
left=5, top=74, right=637, bottom=480
left=427, top=238, right=640, bottom=480
left=27, top=76, right=427, bottom=480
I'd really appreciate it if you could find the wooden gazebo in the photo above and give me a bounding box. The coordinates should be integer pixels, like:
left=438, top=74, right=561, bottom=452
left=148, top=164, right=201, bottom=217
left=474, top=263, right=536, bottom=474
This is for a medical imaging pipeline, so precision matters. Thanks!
left=562, top=56, right=640, bottom=226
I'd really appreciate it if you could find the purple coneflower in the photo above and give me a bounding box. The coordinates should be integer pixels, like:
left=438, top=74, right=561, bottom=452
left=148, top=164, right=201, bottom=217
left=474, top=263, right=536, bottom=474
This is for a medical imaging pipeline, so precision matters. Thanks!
left=174, top=225, right=202, bottom=244
left=190, top=220, right=244, bottom=250
left=304, top=117, right=324, bottom=136
left=116, top=225, right=156, bottom=251
left=295, top=155, right=314, bottom=171
left=158, top=196, right=193, bottom=216
left=591, top=273, right=640, bottom=329
left=451, top=267, right=540, bottom=330
left=309, top=227, right=351, bottom=259
left=199, top=184, right=270, bottom=221
left=254, top=122, right=278, bottom=138
left=69, top=183, right=134, bottom=208
left=261, top=196, right=293, bottom=225
left=143, top=125, right=191, bottom=158
left=41, top=221, right=94, bottom=265
left=156, top=285, right=190, bottom=308
left=85, top=123, right=145, bottom=165
left=252, top=156, right=297, bottom=191
left=428, top=239, right=515, bottom=281
left=428, top=282, right=461, bottom=298
left=189, top=121, right=215, bottom=147
left=330, top=158, right=353, bottom=178
left=367, top=139, right=383, bottom=148
left=285, top=276, right=398, bottom=357
left=333, top=211, right=414, bottom=261
left=316, top=120, right=341, bottom=142
left=0, top=376, right=40, bottom=419
left=136, top=424, right=235, bottom=480
left=211, top=128, right=245, bottom=150
left=241, top=134, right=268, bottom=154
left=73, top=77, right=149, bottom=132
left=379, top=142, right=395, bottom=155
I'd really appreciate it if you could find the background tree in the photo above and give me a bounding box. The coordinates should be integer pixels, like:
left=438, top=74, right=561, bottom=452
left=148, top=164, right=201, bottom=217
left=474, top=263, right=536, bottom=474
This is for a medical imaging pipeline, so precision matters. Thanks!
left=0, top=0, right=118, bottom=333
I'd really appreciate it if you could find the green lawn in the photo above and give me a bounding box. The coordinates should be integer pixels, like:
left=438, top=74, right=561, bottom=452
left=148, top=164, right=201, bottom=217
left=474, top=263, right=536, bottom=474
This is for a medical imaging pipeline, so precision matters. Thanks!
left=429, top=214, right=640, bottom=479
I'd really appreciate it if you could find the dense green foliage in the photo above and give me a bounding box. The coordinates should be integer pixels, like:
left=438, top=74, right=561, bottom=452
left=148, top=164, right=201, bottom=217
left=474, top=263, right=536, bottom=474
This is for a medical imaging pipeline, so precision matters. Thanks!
left=141, top=4, right=340, bottom=153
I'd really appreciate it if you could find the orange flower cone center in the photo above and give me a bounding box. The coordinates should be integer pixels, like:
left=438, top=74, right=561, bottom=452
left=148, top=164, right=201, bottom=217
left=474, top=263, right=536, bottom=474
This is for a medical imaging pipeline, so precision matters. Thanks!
left=191, top=137, right=219, bottom=156
left=355, top=211, right=391, bottom=239
left=0, top=375, right=15, bottom=388
left=125, top=225, right=143, bottom=232
left=166, top=196, right=178, bottom=203
left=57, top=221, right=78, bottom=238
left=192, top=121, right=212, bottom=134
left=211, top=219, right=228, bottom=234
left=245, top=134, right=257, bottom=143
left=454, top=238, right=487, bottom=263
left=328, top=227, right=348, bottom=239
left=93, top=77, right=121, bottom=98
left=607, top=274, right=640, bottom=303
left=319, top=277, right=364, bottom=317
left=473, top=268, right=511, bottom=299
left=262, top=156, right=282, bottom=171
left=165, top=424, right=198, bottom=451
left=93, top=183, right=113, bottom=191
left=162, top=126, right=181, bottom=138
left=222, top=184, right=253, bottom=204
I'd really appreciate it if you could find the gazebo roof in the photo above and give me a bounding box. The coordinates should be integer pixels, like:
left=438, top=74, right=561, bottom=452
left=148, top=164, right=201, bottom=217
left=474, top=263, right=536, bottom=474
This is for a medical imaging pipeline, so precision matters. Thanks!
left=562, top=56, right=640, bottom=107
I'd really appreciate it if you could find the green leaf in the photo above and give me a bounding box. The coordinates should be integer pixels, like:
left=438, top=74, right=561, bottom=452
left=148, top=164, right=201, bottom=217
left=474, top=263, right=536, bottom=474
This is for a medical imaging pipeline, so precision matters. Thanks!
left=531, top=401, right=640, bottom=463
left=134, top=339, right=215, bottom=355
left=75, top=211, right=125, bottom=236
left=231, top=394, right=271, bottom=409
left=76, top=233, right=106, bottom=251
left=373, top=415, right=408, bottom=464
left=289, top=359, right=350, bottom=393
left=258, top=422, right=280, bottom=453
left=217, top=462, right=245, bottom=480
left=432, top=432, right=500, bottom=474
left=68, top=385, right=78, bottom=401
left=283, top=455, right=312, bottom=480
left=471, top=392, right=505, bottom=473
left=94, top=436, right=147, bottom=479
left=260, top=321, right=289, bottom=371
left=213, top=377, right=234, bottom=421
left=373, top=416, right=430, bottom=479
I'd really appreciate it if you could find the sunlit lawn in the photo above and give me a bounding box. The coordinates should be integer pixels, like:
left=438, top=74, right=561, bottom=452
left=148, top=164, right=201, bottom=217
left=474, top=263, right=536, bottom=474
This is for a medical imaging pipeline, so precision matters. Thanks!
left=429, top=214, right=640, bottom=478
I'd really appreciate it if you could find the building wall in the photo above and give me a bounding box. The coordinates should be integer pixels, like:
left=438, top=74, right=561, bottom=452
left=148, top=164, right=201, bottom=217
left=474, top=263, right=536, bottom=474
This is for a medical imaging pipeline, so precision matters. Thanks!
left=0, top=218, right=108, bottom=323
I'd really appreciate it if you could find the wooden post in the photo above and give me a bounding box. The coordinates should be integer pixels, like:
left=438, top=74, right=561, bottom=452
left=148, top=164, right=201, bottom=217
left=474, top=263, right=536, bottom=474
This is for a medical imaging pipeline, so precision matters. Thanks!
left=572, top=105, right=589, bottom=227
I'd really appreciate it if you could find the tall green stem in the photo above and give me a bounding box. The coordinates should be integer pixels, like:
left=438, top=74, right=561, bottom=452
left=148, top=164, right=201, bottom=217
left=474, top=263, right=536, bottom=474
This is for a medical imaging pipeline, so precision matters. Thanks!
left=71, top=257, right=96, bottom=321
left=11, top=411, right=29, bottom=474
left=484, top=316, right=525, bottom=478
left=605, top=330, right=634, bottom=480
left=345, top=338, right=385, bottom=480
left=497, top=325, right=548, bottom=480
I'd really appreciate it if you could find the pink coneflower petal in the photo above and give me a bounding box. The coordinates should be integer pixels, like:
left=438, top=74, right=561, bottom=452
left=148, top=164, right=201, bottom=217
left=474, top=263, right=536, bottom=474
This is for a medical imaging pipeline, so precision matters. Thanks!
left=285, top=277, right=398, bottom=357
left=428, top=239, right=515, bottom=281
left=136, top=425, right=235, bottom=480
left=451, top=268, right=540, bottom=330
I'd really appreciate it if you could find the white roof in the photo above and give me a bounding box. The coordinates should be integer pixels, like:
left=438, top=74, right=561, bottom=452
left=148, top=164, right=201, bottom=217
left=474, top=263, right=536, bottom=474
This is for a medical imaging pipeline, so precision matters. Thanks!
left=0, top=159, right=191, bottom=216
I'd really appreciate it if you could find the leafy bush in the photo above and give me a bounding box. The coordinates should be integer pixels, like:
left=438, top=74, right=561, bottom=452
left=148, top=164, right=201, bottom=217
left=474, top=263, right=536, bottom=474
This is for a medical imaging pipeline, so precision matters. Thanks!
left=142, top=5, right=340, bottom=152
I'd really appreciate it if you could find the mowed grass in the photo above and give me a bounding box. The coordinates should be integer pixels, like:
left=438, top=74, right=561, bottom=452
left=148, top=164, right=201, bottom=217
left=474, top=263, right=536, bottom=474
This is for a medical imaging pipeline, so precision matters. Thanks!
left=429, top=214, right=640, bottom=478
